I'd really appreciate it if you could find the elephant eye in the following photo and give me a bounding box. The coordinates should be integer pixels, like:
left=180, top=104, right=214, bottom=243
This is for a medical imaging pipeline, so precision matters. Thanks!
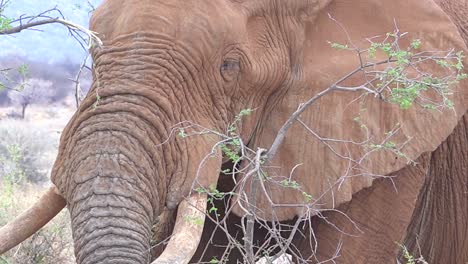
left=220, top=59, right=240, bottom=82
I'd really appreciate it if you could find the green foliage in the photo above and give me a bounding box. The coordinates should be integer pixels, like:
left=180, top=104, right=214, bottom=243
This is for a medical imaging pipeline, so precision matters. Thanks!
left=209, top=257, right=220, bottom=264
left=178, top=128, right=187, bottom=138
left=227, top=108, right=253, bottom=136
left=0, top=16, right=12, bottom=30
left=0, top=119, right=60, bottom=183
left=0, top=1, right=12, bottom=31
left=196, top=184, right=233, bottom=217
left=410, top=39, right=421, bottom=50
left=0, top=184, right=74, bottom=263
left=398, top=244, right=427, bottom=264
left=17, top=64, right=29, bottom=78
left=328, top=41, right=350, bottom=50
left=194, top=185, right=226, bottom=219
left=92, top=94, right=101, bottom=110
left=374, top=38, right=465, bottom=110
left=280, top=179, right=313, bottom=202
left=220, top=108, right=254, bottom=163
left=1, top=144, right=25, bottom=186
left=302, top=192, right=313, bottom=203
left=369, top=141, right=398, bottom=152
left=280, top=179, right=301, bottom=189
left=220, top=143, right=241, bottom=163
left=390, top=82, right=428, bottom=110
left=401, top=246, right=417, bottom=264
left=334, top=32, right=465, bottom=111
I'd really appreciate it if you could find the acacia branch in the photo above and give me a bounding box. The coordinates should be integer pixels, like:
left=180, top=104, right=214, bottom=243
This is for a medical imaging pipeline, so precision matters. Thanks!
left=0, top=18, right=59, bottom=34
left=0, top=17, right=102, bottom=47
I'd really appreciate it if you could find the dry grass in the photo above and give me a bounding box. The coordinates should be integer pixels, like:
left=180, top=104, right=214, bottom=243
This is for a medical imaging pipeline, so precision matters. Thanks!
left=0, top=184, right=74, bottom=264
left=0, top=106, right=75, bottom=263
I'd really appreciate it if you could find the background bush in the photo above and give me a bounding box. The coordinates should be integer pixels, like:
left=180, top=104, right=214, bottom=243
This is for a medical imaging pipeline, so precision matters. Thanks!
left=0, top=118, right=60, bottom=184
left=0, top=109, right=75, bottom=264
left=0, top=184, right=74, bottom=264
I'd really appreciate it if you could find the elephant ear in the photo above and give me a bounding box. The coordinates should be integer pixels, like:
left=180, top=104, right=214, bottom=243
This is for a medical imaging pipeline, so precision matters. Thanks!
left=233, top=0, right=468, bottom=220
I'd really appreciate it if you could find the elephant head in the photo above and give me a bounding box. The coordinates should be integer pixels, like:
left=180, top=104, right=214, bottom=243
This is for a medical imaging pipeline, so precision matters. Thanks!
left=1, top=0, right=467, bottom=263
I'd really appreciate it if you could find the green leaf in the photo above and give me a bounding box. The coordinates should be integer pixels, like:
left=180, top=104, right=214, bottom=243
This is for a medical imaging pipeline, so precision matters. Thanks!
left=455, top=51, right=465, bottom=70
left=302, top=192, right=313, bottom=203
left=328, top=41, right=350, bottom=50
left=436, top=59, right=450, bottom=68
left=380, top=43, right=393, bottom=54
left=17, top=64, right=29, bottom=77
left=410, top=39, right=421, bottom=50
left=0, top=16, right=13, bottom=31
left=384, top=141, right=396, bottom=149
left=221, top=143, right=241, bottom=163
left=209, top=206, right=218, bottom=213
left=368, top=43, right=380, bottom=59
left=457, top=73, right=468, bottom=81
left=209, top=257, right=220, bottom=264
left=178, top=128, right=187, bottom=138
left=238, top=108, right=253, bottom=117
left=280, top=179, right=301, bottom=189
left=444, top=98, right=454, bottom=108
left=195, top=187, right=206, bottom=194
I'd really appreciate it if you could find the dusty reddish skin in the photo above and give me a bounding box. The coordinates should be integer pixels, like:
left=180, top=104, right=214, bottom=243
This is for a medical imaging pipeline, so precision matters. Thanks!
left=0, top=0, right=467, bottom=263
left=292, top=114, right=468, bottom=264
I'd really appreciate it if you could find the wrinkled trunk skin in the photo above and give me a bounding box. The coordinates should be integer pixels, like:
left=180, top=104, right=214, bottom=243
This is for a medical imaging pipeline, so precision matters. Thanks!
left=66, top=131, right=158, bottom=264
left=51, top=96, right=171, bottom=263
left=69, top=154, right=153, bottom=263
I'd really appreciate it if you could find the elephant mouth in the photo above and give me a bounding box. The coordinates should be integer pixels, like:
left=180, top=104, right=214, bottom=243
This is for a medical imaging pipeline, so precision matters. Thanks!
left=0, top=187, right=210, bottom=264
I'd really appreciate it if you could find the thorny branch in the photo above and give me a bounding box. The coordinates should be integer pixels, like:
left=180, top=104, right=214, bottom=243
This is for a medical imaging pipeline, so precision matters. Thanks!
left=0, top=4, right=101, bottom=47
left=266, top=16, right=464, bottom=160
left=68, top=54, right=92, bottom=108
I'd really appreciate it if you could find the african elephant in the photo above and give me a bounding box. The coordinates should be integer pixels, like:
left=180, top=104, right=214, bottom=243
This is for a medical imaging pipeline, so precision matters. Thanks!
left=1, top=0, right=467, bottom=263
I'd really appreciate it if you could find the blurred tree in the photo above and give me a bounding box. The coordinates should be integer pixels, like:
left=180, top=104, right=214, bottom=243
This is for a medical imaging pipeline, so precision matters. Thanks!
left=0, top=0, right=101, bottom=108
left=8, top=78, right=55, bottom=119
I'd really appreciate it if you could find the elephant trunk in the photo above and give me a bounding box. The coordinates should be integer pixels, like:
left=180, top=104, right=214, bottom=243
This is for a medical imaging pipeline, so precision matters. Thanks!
left=69, top=152, right=156, bottom=264
left=56, top=109, right=166, bottom=263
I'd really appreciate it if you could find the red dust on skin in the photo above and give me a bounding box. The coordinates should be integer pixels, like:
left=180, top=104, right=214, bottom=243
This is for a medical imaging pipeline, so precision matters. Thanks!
left=1, top=0, right=468, bottom=263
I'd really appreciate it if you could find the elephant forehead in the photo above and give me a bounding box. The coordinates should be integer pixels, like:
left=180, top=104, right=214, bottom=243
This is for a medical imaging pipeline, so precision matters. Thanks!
left=90, top=0, right=243, bottom=46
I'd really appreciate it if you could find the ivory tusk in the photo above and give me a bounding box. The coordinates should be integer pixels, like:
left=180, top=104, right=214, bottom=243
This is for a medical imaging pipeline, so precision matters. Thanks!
left=151, top=193, right=208, bottom=264
left=0, top=186, right=66, bottom=254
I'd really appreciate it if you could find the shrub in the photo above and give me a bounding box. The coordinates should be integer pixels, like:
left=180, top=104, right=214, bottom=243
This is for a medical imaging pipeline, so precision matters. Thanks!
left=0, top=119, right=60, bottom=184
left=0, top=115, right=74, bottom=263
left=0, top=184, right=74, bottom=264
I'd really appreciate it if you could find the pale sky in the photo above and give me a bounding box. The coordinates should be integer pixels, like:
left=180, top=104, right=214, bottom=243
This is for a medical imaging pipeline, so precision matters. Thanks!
left=0, top=0, right=103, bottom=63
